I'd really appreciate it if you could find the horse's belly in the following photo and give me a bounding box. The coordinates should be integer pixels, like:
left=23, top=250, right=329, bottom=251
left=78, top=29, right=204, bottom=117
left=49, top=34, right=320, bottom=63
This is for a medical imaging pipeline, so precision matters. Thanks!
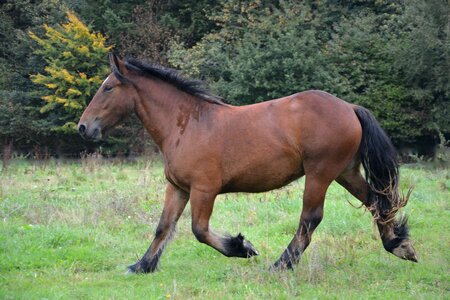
left=221, top=159, right=304, bottom=193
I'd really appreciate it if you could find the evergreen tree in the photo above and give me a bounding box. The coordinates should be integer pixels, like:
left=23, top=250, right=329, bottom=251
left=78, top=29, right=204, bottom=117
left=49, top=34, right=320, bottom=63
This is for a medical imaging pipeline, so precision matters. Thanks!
left=0, top=0, right=67, bottom=158
left=388, top=0, right=449, bottom=143
left=29, top=12, right=111, bottom=133
left=169, top=1, right=340, bottom=104
left=66, top=0, right=145, bottom=50
left=169, top=0, right=448, bottom=145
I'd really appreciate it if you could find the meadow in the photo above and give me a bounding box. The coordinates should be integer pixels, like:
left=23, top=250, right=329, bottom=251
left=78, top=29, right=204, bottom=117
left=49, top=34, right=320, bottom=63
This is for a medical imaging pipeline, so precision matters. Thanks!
left=0, top=157, right=448, bottom=299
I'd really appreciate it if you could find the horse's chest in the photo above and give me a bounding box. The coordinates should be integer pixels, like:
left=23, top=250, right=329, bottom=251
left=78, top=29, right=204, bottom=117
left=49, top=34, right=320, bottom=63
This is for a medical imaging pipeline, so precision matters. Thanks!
left=163, top=157, right=190, bottom=192
left=163, top=153, right=215, bottom=192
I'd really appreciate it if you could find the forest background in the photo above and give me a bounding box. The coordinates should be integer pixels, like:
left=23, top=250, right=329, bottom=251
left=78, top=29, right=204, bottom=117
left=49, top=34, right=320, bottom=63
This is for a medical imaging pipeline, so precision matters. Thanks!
left=0, top=0, right=448, bottom=160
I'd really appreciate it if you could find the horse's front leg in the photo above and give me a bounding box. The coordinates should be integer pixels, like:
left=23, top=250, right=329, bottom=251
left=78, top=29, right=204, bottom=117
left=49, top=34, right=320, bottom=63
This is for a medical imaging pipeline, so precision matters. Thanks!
left=190, top=188, right=259, bottom=258
left=128, top=182, right=188, bottom=273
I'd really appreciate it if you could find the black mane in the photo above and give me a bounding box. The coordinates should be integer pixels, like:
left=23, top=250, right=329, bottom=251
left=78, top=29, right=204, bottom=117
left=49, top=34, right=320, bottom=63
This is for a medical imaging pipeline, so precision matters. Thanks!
left=116, top=58, right=225, bottom=105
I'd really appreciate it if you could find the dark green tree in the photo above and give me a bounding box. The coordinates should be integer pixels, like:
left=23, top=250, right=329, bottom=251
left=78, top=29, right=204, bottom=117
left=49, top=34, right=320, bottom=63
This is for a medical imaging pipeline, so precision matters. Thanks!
left=66, top=0, right=145, bottom=49
left=169, top=1, right=341, bottom=104
left=0, top=0, right=67, bottom=158
left=169, top=0, right=449, bottom=145
left=388, top=0, right=449, bottom=143
left=161, top=0, right=221, bottom=47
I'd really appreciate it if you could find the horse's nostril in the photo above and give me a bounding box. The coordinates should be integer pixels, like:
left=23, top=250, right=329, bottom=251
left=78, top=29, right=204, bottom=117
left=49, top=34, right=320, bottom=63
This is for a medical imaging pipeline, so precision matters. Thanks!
left=78, top=124, right=86, bottom=135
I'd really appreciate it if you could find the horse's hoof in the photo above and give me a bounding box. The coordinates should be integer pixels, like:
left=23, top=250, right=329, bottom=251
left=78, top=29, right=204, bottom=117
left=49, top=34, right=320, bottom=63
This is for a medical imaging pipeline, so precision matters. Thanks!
left=126, top=261, right=157, bottom=274
left=126, top=263, right=140, bottom=274
left=270, top=259, right=294, bottom=271
left=224, top=233, right=260, bottom=258
left=243, top=239, right=259, bottom=257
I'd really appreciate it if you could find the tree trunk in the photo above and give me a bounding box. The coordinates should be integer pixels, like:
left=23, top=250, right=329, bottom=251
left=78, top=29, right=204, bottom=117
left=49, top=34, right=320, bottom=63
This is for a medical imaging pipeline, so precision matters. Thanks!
left=2, top=139, right=13, bottom=171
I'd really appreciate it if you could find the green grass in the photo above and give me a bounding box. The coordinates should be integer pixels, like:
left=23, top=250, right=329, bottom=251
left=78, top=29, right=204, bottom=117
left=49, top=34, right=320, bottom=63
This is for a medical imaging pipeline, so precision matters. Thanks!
left=0, top=158, right=448, bottom=299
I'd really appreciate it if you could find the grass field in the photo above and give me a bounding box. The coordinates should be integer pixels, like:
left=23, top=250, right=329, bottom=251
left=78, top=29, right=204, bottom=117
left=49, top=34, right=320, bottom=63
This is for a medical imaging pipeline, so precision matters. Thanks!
left=0, top=157, right=448, bottom=299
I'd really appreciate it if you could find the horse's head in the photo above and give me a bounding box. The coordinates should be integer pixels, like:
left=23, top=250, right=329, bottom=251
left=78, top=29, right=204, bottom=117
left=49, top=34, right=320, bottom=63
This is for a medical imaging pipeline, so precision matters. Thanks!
left=77, top=53, right=137, bottom=140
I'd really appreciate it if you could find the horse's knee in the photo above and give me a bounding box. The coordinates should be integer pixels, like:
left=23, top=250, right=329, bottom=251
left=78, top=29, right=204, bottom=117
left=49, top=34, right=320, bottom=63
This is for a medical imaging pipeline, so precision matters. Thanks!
left=155, top=222, right=171, bottom=239
left=192, top=225, right=208, bottom=243
left=311, top=208, right=324, bottom=226
left=302, top=207, right=324, bottom=231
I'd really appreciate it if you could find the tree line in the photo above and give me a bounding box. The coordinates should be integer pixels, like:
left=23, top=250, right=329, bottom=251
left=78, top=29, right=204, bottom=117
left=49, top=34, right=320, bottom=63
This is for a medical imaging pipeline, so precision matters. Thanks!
left=0, top=0, right=448, bottom=160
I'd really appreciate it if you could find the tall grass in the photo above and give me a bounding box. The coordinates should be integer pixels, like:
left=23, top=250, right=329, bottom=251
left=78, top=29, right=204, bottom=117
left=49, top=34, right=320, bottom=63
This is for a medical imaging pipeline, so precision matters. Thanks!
left=0, top=158, right=448, bottom=299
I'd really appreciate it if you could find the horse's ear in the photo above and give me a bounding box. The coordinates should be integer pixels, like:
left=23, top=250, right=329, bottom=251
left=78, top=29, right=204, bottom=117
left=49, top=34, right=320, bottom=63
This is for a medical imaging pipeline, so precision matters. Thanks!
left=109, top=52, right=126, bottom=74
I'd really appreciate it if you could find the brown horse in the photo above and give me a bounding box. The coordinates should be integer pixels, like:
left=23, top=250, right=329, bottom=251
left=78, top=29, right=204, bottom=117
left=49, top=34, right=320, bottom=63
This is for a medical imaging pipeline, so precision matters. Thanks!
left=78, top=53, right=418, bottom=273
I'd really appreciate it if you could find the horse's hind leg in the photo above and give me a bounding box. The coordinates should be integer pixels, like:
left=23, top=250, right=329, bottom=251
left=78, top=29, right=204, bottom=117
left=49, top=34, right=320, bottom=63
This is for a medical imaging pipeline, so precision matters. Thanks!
left=336, top=168, right=370, bottom=207
left=272, top=174, right=330, bottom=269
left=128, top=182, right=188, bottom=273
left=189, top=188, right=259, bottom=258
left=336, top=168, right=417, bottom=261
left=335, top=169, right=398, bottom=250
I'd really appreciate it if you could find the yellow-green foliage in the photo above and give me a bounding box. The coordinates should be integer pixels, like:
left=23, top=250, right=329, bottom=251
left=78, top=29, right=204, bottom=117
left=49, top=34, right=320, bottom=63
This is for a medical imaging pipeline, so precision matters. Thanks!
left=29, top=12, right=111, bottom=132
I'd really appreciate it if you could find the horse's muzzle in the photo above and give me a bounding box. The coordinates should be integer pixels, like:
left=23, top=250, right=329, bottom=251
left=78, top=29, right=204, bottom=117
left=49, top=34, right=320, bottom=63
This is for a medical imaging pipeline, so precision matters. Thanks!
left=78, top=124, right=87, bottom=136
left=78, top=122, right=102, bottom=141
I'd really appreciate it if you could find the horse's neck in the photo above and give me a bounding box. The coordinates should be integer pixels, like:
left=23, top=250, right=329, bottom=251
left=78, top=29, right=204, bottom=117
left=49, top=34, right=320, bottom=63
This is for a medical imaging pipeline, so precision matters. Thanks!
left=133, top=77, right=211, bottom=151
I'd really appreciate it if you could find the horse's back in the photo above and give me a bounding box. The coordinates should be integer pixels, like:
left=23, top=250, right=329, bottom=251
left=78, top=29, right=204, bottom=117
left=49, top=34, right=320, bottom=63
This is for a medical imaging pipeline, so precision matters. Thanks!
left=241, top=90, right=361, bottom=153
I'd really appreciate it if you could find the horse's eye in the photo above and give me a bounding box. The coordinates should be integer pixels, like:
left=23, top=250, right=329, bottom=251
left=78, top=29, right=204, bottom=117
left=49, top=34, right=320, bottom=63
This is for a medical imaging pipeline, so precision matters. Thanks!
left=104, top=85, right=113, bottom=93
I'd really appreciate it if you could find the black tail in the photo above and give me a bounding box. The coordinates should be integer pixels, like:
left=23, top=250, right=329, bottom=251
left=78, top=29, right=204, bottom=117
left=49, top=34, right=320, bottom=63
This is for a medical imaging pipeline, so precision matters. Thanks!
left=354, top=106, right=408, bottom=225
